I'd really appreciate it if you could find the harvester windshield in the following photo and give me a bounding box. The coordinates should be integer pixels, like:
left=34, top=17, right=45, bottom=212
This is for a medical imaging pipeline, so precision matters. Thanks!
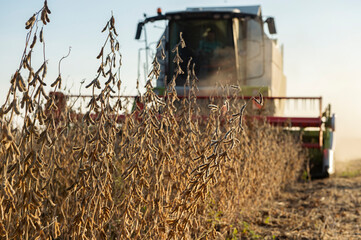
left=169, top=19, right=236, bottom=86
left=135, top=8, right=271, bottom=94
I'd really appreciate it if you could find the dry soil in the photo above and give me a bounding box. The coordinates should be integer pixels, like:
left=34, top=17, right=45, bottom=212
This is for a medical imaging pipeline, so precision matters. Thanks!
left=246, top=160, right=361, bottom=239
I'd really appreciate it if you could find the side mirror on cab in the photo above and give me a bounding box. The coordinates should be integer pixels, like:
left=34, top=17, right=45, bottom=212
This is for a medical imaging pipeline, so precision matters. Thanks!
left=265, top=17, right=277, bottom=34
left=135, top=22, right=144, bottom=40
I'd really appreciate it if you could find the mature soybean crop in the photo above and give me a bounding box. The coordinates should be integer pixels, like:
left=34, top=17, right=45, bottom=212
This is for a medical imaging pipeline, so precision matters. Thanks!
left=0, top=2, right=306, bottom=239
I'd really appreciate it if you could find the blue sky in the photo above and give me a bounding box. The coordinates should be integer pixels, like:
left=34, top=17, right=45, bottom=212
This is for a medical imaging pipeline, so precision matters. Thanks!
left=1, top=0, right=361, bottom=160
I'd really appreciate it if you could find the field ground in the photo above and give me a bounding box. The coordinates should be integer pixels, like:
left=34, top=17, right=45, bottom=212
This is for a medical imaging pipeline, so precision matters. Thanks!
left=245, top=159, right=361, bottom=239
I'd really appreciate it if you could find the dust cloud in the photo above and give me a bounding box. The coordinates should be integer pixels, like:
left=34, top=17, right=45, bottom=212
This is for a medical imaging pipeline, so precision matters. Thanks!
left=335, top=137, right=361, bottom=162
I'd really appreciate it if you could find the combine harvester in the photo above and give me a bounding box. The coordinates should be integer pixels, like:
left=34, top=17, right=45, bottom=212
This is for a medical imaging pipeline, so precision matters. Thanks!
left=134, top=5, right=336, bottom=178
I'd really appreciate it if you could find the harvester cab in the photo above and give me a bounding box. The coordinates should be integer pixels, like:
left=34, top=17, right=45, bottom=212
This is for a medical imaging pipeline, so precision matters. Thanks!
left=135, top=6, right=285, bottom=106
left=134, top=5, right=336, bottom=178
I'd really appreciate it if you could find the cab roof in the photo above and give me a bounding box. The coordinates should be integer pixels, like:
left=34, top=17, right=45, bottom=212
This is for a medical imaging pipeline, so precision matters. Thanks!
left=135, top=5, right=263, bottom=39
left=185, top=6, right=262, bottom=17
